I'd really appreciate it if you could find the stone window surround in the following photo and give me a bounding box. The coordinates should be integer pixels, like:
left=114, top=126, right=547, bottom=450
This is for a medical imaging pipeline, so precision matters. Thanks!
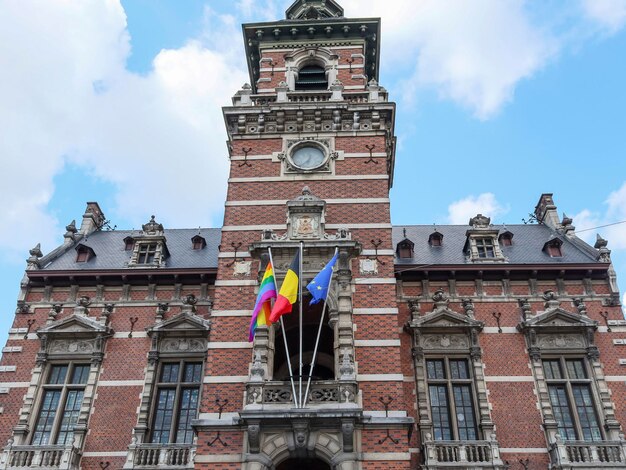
left=518, top=293, right=622, bottom=445
left=406, top=290, right=498, bottom=444
left=5, top=311, right=110, bottom=454
left=283, top=47, right=340, bottom=92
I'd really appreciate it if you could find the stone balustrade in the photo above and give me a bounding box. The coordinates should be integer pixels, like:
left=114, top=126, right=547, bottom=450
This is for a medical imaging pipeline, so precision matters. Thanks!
left=0, top=444, right=80, bottom=470
left=423, top=440, right=505, bottom=468
left=124, top=443, right=196, bottom=469
left=549, top=439, right=626, bottom=468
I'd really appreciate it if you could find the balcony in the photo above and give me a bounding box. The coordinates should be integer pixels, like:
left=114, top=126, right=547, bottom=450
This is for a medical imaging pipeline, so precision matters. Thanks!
left=124, top=443, right=196, bottom=469
left=423, top=440, right=506, bottom=469
left=234, top=89, right=388, bottom=107
left=0, top=444, right=80, bottom=470
left=549, top=439, right=626, bottom=468
left=245, top=380, right=358, bottom=408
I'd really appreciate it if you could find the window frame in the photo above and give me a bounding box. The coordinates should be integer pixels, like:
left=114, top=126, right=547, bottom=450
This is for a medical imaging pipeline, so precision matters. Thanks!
left=542, top=356, right=603, bottom=442
left=31, top=362, right=91, bottom=446
left=137, top=243, right=158, bottom=265
left=474, top=237, right=496, bottom=259
left=425, top=357, right=480, bottom=441
left=149, top=360, right=204, bottom=445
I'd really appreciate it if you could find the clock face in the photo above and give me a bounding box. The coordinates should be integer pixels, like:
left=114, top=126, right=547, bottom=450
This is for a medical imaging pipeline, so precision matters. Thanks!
left=291, top=145, right=325, bottom=170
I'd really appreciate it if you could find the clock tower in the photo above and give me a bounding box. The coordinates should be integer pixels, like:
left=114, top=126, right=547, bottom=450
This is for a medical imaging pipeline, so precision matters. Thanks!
left=198, top=0, right=413, bottom=468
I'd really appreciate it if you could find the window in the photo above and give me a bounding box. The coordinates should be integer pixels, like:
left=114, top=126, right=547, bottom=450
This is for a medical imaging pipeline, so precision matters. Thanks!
left=32, top=363, right=90, bottom=446
left=543, top=358, right=602, bottom=442
left=151, top=361, right=202, bottom=444
left=426, top=358, right=478, bottom=441
left=124, top=237, right=135, bottom=251
left=397, top=239, right=414, bottom=259
left=295, top=65, right=327, bottom=91
left=191, top=235, right=206, bottom=250
left=548, top=244, right=562, bottom=257
left=137, top=243, right=158, bottom=264
left=475, top=238, right=495, bottom=258
left=499, top=232, right=513, bottom=247
left=76, top=249, right=90, bottom=263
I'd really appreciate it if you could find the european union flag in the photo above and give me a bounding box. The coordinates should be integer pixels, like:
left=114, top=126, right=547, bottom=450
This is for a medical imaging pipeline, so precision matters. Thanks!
left=306, top=252, right=339, bottom=305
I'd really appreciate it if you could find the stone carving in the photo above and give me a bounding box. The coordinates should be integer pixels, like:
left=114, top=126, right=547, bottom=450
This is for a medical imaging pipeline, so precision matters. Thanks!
left=538, top=334, right=584, bottom=350
left=432, top=289, right=449, bottom=309
left=182, top=294, right=197, bottom=313
left=248, top=424, right=261, bottom=453
left=462, top=298, right=475, bottom=317
left=573, top=298, right=588, bottom=316
left=49, top=339, right=95, bottom=355
left=359, top=258, right=378, bottom=275
left=234, top=260, right=252, bottom=277
left=160, top=338, right=205, bottom=353
left=339, top=350, right=355, bottom=380
left=341, top=421, right=355, bottom=453
left=422, top=334, right=469, bottom=350
left=518, top=298, right=532, bottom=320
left=250, top=351, right=265, bottom=381
left=542, top=290, right=561, bottom=310
left=323, top=227, right=351, bottom=240
left=142, top=215, right=164, bottom=235
left=295, top=216, right=316, bottom=235
left=293, top=423, right=309, bottom=449
left=470, top=214, right=491, bottom=228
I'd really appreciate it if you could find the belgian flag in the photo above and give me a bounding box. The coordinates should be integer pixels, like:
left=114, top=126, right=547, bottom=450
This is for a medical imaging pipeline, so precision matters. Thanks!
left=269, top=250, right=300, bottom=323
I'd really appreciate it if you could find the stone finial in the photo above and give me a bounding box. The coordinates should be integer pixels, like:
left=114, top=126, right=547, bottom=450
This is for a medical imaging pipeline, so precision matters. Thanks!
left=242, top=83, right=252, bottom=90
left=595, top=234, right=608, bottom=249
left=63, top=220, right=78, bottom=244
left=74, top=296, right=91, bottom=316
left=26, top=243, right=43, bottom=269
left=595, top=234, right=611, bottom=262
left=142, top=215, right=164, bottom=235
left=561, top=213, right=573, bottom=227
left=573, top=298, right=588, bottom=316
left=518, top=298, right=532, bottom=320
left=561, top=213, right=576, bottom=236
left=469, top=214, right=491, bottom=228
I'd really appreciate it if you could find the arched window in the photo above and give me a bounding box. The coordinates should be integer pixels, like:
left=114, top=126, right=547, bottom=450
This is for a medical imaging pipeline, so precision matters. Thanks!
left=295, top=65, right=327, bottom=91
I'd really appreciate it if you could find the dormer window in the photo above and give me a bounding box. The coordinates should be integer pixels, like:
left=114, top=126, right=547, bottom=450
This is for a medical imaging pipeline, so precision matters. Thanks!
left=475, top=238, right=495, bottom=258
left=397, top=239, right=414, bottom=259
left=75, top=245, right=95, bottom=263
left=429, top=231, right=443, bottom=247
left=124, top=237, right=135, bottom=251
left=295, top=65, right=327, bottom=91
left=137, top=244, right=158, bottom=264
left=499, top=231, right=514, bottom=247
left=191, top=235, right=206, bottom=250
left=544, top=238, right=563, bottom=258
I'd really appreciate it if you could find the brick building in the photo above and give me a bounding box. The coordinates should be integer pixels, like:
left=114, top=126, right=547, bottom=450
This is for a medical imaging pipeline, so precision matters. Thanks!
left=1, top=1, right=625, bottom=469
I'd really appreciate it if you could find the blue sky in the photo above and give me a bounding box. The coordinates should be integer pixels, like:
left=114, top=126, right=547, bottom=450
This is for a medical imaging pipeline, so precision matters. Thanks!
left=1, top=0, right=626, bottom=347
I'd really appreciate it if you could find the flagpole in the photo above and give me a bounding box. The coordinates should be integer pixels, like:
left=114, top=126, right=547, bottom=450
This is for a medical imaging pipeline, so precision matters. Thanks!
left=268, top=248, right=299, bottom=408
left=298, top=241, right=304, bottom=408
left=303, top=247, right=338, bottom=408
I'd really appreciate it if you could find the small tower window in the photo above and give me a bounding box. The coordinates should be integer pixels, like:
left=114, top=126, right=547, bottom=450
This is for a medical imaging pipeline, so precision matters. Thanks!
left=499, top=231, right=514, bottom=247
left=429, top=231, right=444, bottom=247
left=75, top=245, right=95, bottom=263
left=191, top=235, right=206, bottom=250
left=544, top=239, right=563, bottom=258
left=124, top=237, right=135, bottom=251
left=295, top=65, right=327, bottom=91
left=397, top=241, right=414, bottom=259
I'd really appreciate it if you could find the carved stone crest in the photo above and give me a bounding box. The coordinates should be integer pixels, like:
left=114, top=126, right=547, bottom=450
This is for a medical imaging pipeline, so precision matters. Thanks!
left=359, top=258, right=378, bottom=275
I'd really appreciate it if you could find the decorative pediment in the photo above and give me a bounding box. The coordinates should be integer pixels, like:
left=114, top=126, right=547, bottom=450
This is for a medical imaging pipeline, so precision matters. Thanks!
left=36, top=314, right=111, bottom=363
left=411, top=308, right=484, bottom=331
left=37, top=314, right=110, bottom=337
left=519, top=307, right=598, bottom=332
left=285, top=0, right=344, bottom=20
left=148, top=311, right=210, bottom=337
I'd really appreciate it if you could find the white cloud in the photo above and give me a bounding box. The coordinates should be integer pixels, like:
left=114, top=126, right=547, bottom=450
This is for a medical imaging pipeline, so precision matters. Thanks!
left=575, top=182, right=626, bottom=250
left=0, top=0, right=247, bottom=258
left=447, top=193, right=509, bottom=225
left=582, top=0, right=626, bottom=33
left=341, top=0, right=556, bottom=118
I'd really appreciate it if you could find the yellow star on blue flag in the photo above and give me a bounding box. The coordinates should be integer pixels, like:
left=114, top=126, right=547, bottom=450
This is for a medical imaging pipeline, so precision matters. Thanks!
left=306, top=252, right=339, bottom=305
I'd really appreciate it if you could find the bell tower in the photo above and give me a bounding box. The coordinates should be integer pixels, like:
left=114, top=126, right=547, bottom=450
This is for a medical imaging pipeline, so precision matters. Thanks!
left=202, top=1, right=412, bottom=468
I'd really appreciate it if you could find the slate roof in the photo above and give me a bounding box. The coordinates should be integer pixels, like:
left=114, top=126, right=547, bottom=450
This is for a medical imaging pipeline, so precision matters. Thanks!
left=40, top=229, right=221, bottom=271
left=37, top=223, right=602, bottom=272
left=392, top=224, right=600, bottom=266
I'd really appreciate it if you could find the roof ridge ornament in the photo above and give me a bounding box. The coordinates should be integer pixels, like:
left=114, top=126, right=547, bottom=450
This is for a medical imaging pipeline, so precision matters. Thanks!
left=286, top=0, right=345, bottom=20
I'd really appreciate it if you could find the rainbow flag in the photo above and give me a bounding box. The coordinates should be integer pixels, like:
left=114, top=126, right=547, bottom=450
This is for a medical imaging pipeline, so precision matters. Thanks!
left=248, top=261, right=278, bottom=342
left=269, top=250, right=300, bottom=323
